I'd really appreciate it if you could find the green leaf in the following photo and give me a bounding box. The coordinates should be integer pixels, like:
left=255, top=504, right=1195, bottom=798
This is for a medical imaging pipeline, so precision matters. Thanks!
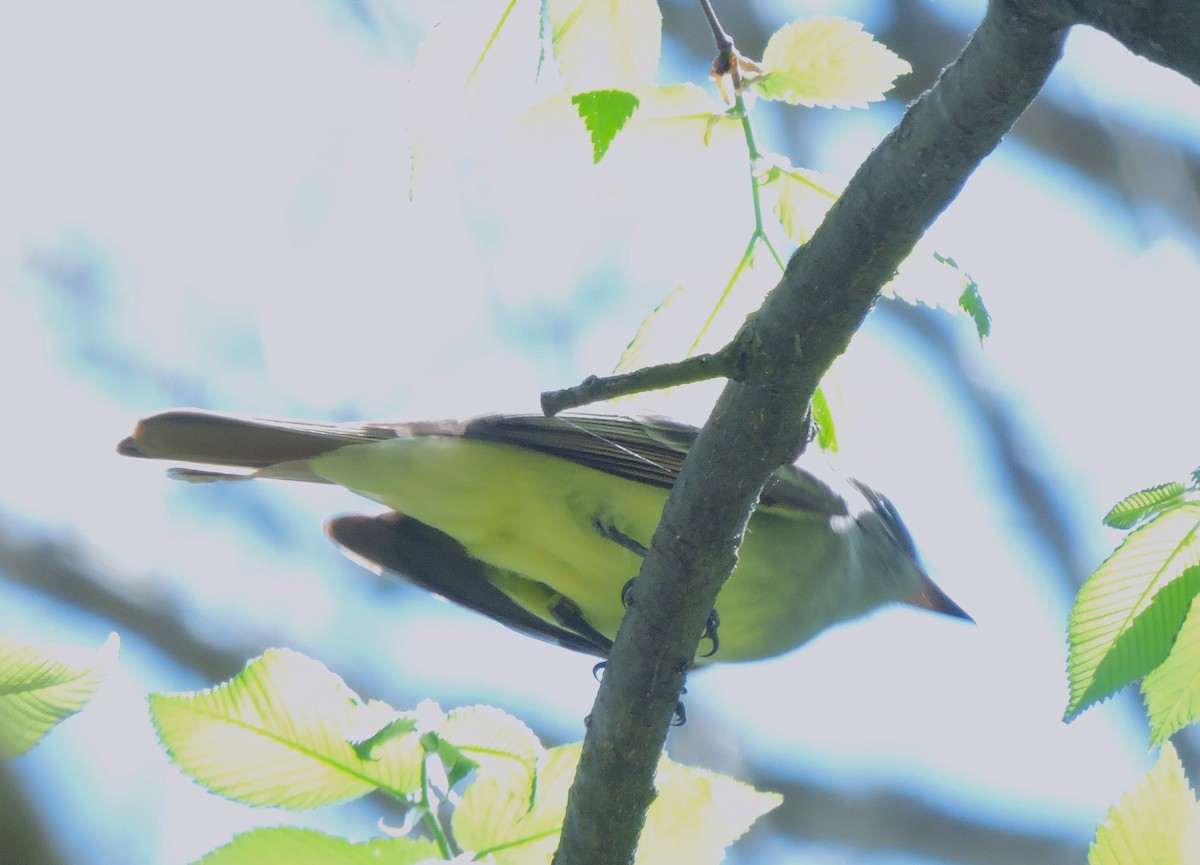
left=751, top=18, right=910, bottom=108
left=572, top=90, right=640, bottom=163
left=811, top=385, right=838, bottom=453
left=350, top=712, right=419, bottom=761
left=1144, top=583, right=1200, bottom=744
left=195, top=827, right=441, bottom=865
left=1088, top=742, right=1200, bottom=865
left=1065, top=504, right=1200, bottom=721
left=1105, top=482, right=1191, bottom=530
left=930, top=253, right=990, bottom=341
left=0, top=632, right=118, bottom=757
left=923, top=252, right=991, bottom=341
left=547, top=0, right=661, bottom=92
left=150, top=649, right=422, bottom=809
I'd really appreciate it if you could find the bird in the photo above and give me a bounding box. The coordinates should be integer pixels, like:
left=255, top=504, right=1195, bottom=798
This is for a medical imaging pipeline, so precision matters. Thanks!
left=118, top=409, right=970, bottom=664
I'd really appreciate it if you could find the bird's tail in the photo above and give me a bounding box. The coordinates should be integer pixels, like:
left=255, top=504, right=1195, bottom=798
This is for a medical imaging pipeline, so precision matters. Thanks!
left=117, top=409, right=405, bottom=482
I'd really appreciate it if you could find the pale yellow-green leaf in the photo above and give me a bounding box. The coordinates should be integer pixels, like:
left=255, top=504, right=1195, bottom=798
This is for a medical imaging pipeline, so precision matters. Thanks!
left=520, top=83, right=736, bottom=165
left=752, top=18, right=910, bottom=108
left=513, top=83, right=740, bottom=217
left=453, top=743, right=577, bottom=864
left=1144, top=590, right=1200, bottom=744
left=547, top=0, right=661, bottom=92
left=689, top=242, right=782, bottom=357
left=150, top=649, right=420, bottom=810
left=617, top=242, right=780, bottom=375
left=454, top=742, right=778, bottom=865
left=756, top=154, right=842, bottom=246
left=409, top=0, right=543, bottom=191
left=439, top=704, right=541, bottom=793
left=0, top=632, right=118, bottom=757
left=636, top=756, right=781, bottom=865
left=195, top=827, right=442, bottom=865
left=605, top=83, right=743, bottom=176
left=1089, top=743, right=1200, bottom=865
left=1066, top=504, right=1200, bottom=720
left=615, top=283, right=688, bottom=374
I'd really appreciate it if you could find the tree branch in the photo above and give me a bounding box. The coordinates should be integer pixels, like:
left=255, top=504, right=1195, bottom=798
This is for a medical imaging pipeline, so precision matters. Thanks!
left=553, top=4, right=1068, bottom=864
left=1066, top=0, right=1200, bottom=85
left=541, top=342, right=743, bottom=414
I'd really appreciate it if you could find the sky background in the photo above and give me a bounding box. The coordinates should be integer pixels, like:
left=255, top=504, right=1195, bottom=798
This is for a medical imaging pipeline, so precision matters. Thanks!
left=2, top=2, right=1199, bottom=863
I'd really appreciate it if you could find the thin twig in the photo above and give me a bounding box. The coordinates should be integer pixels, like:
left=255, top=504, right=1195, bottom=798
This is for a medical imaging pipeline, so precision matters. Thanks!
left=697, top=0, right=734, bottom=56
left=540, top=343, right=744, bottom=415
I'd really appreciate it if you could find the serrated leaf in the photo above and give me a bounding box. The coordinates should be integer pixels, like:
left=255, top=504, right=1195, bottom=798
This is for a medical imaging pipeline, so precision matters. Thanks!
left=1144, top=583, right=1200, bottom=744
left=572, top=90, right=639, bottom=162
left=923, top=252, right=991, bottom=341
left=454, top=742, right=779, bottom=865
left=150, top=649, right=421, bottom=809
left=0, top=632, right=118, bottom=757
left=757, top=155, right=841, bottom=246
left=1065, top=504, right=1200, bottom=721
left=1105, top=483, right=1191, bottom=530
left=619, top=242, right=781, bottom=376
left=751, top=18, right=910, bottom=108
left=547, top=0, right=661, bottom=92
left=453, top=743, right=577, bottom=864
left=1088, top=743, right=1200, bottom=865
left=615, top=284, right=687, bottom=373
left=439, top=705, right=541, bottom=793
left=636, top=756, right=781, bottom=865
left=195, top=826, right=442, bottom=865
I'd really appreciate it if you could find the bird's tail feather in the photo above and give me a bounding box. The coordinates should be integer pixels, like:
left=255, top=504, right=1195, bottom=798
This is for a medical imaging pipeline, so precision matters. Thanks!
left=117, top=409, right=405, bottom=482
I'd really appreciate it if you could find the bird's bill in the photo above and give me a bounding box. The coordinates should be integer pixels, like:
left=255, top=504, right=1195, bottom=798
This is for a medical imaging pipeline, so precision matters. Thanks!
left=906, top=573, right=973, bottom=623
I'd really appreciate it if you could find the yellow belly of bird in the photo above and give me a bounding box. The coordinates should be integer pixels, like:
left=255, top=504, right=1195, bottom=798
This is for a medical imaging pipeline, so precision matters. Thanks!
left=310, top=436, right=847, bottom=663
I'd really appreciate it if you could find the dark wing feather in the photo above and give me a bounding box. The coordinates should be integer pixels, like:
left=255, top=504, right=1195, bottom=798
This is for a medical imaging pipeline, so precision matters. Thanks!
left=465, top=414, right=847, bottom=515
left=326, top=512, right=610, bottom=658
left=118, top=409, right=847, bottom=515
left=463, top=414, right=693, bottom=489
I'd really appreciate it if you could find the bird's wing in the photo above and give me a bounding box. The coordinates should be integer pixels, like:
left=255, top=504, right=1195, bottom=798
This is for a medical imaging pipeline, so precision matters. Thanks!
left=326, top=512, right=611, bottom=658
left=463, top=414, right=848, bottom=516
left=119, top=409, right=847, bottom=515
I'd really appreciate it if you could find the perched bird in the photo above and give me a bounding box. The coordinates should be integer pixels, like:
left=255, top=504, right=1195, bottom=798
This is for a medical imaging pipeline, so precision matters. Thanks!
left=119, top=410, right=969, bottom=663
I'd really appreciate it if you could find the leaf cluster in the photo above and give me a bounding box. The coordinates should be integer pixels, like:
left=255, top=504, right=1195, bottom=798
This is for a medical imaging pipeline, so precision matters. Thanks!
left=1065, top=474, right=1200, bottom=860
left=146, top=649, right=779, bottom=864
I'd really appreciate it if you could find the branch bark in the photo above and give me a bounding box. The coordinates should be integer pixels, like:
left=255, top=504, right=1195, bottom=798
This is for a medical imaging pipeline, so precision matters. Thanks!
left=1067, top=0, right=1200, bottom=84
left=553, top=4, right=1069, bottom=864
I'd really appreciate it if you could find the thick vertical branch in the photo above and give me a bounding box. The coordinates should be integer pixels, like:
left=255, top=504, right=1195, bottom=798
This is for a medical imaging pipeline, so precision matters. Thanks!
left=553, top=4, right=1068, bottom=864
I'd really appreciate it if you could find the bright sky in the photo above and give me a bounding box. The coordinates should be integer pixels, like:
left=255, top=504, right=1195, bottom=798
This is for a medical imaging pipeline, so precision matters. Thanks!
left=1, top=3, right=1197, bottom=864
